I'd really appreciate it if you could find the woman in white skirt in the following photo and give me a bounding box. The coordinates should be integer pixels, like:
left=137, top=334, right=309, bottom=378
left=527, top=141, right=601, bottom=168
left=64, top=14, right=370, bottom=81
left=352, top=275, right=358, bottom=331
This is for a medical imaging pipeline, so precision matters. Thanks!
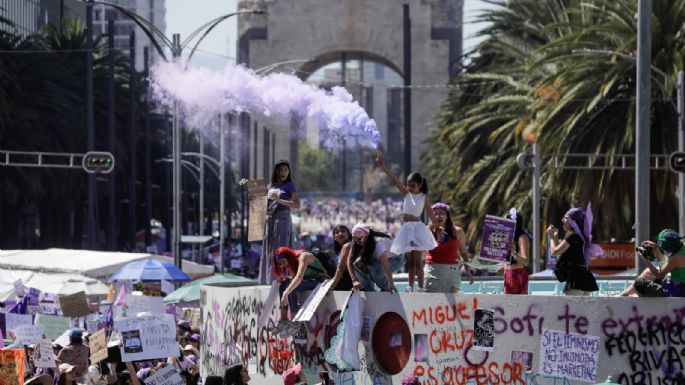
left=378, top=156, right=437, bottom=291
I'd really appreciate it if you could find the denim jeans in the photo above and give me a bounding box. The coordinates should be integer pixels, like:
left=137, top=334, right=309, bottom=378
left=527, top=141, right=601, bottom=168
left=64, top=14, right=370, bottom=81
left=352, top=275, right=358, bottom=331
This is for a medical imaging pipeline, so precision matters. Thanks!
left=279, top=277, right=324, bottom=314
left=353, top=253, right=404, bottom=291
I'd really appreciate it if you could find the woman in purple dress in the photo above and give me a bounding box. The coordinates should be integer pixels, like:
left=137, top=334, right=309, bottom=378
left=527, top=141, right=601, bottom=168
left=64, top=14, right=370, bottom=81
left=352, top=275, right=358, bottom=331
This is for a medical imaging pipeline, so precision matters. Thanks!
left=258, top=160, right=300, bottom=284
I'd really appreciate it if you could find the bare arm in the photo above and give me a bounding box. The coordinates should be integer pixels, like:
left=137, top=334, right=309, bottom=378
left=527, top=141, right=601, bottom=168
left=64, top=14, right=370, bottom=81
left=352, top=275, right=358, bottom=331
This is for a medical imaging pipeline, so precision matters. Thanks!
left=282, top=253, right=312, bottom=304
left=546, top=225, right=569, bottom=256
left=330, top=243, right=352, bottom=291
left=517, top=236, right=530, bottom=267
left=455, top=226, right=474, bottom=284
left=276, top=191, right=300, bottom=209
left=347, top=249, right=361, bottom=290
left=125, top=362, right=142, bottom=385
left=423, top=196, right=438, bottom=225
left=378, top=251, right=397, bottom=293
left=377, top=157, right=408, bottom=195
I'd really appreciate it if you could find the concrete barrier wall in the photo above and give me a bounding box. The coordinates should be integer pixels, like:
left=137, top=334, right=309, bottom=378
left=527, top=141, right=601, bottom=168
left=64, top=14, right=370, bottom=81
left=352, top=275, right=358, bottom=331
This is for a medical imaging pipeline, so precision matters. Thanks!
left=200, top=285, right=685, bottom=385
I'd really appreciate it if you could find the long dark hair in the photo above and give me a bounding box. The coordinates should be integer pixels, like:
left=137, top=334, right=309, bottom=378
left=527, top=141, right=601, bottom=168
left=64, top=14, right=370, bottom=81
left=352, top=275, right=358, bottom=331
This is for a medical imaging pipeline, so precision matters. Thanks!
left=57, top=373, right=76, bottom=385
left=351, top=229, right=391, bottom=264
left=443, top=210, right=456, bottom=239
left=332, top=224, right=351, bottom=255
left=224, top=364, right=246, bottom=385
left=407, top=172, right=428, bottom=194
left=270, top=160, right=292, bottom=185
left=505, top=209, right=531, bottom=254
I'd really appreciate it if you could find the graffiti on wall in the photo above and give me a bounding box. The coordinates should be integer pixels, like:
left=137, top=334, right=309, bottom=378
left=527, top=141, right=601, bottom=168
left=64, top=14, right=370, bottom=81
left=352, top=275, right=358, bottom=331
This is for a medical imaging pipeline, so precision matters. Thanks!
left=200, top=286, right=685, bottom=385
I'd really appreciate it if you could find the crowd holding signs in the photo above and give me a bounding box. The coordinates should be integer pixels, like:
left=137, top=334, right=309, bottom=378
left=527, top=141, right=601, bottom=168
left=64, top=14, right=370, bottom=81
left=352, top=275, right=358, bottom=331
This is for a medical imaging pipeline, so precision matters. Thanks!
left=0, top=278, right=202, bottom=385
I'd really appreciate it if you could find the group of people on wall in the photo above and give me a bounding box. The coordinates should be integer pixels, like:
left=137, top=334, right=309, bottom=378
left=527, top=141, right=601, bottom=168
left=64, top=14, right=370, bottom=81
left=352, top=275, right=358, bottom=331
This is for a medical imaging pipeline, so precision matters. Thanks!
left=255, top=157, right=685, bottom=329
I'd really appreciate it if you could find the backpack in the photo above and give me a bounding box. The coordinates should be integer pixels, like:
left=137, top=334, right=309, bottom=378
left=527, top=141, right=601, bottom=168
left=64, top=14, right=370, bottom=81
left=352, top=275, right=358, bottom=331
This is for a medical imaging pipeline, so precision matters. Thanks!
left=310, top=248, right=338, bottom=278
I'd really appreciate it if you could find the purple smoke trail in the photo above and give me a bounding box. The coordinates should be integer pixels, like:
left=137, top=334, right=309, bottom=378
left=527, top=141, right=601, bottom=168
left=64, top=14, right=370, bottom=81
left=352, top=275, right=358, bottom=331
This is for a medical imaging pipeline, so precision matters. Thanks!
left=150, top=61, right=381, bottom=149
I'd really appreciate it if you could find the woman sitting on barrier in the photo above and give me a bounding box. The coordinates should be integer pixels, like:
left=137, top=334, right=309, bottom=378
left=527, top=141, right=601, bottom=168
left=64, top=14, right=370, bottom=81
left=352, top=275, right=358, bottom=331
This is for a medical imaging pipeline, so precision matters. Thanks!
left=329, top=224, right=355, bottom=291
left=272, top=246, right=330, bottom=337
left=547, top=205, right=599, bottom=296
left=502, top=208, right=531, bottom=295
left=424, top=202, right=473, bottom=293
left=632, top=229, right=685, bottom=297
left=348, top=223, right=404, bottom=293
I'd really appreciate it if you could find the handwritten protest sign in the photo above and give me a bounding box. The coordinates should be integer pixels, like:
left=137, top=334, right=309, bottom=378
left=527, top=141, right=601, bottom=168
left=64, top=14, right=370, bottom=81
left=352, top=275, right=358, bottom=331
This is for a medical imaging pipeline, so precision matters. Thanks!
left=245, top=179, right=267, bottom=242
left=115, top=314, right=176, bottom=361
left=181, top=308, right=201, bottom=331
left=539, top=328, right=599, bottom=383
left=86, top=314, right=107, bottom=333
left=143, top=365, right=184, bottom=385
left=14, top=325, right=44, bottom=345
left=293, top=280, right=334, bottom=322
left=161, top=280, right=175, bottom=296
left=0, top=349, right=25, bottom=385
left=33, top=339, right=56, bottom=368
left=89, top=329, right=108, bottom=364
left=35, top=314, right=70, bottom=341
left=0, top=313, right=33, bottom=335
left=59, top=291, right=91, bottom=318
left=479, top=215, right=516, bottom=263
left=127, top=295, right=164, bottom=315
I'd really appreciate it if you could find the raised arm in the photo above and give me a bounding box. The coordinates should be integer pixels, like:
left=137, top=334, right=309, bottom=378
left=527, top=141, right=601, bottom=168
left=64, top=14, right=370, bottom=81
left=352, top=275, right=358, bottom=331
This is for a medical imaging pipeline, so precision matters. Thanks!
left=377, top=157, right=408, bottom=195
left=546, top=225, right=569, bottom=256
left=423, top=196, right=438, bottom=225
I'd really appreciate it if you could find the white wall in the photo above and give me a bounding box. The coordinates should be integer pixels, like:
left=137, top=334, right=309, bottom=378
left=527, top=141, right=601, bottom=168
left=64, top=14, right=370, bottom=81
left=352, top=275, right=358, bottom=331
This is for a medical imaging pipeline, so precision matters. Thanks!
left=200, top=285, right=685, bottom=385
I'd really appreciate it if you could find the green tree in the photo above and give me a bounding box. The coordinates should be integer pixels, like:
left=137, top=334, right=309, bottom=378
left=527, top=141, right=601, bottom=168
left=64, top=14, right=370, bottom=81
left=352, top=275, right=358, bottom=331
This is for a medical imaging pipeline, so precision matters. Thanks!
left=425, top=0, right=684, bottom=246
left=297, top=142, right=334, bottom=192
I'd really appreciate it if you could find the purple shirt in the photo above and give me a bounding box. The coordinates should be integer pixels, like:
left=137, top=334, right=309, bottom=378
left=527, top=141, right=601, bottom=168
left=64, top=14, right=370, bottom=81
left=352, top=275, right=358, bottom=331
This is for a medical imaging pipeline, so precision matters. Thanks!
left=268, top=182, right=297, bottom=212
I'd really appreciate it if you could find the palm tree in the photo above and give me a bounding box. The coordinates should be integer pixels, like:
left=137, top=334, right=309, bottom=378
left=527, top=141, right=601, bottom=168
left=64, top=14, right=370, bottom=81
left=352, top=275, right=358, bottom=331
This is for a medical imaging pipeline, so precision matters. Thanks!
left=425, top=0, right=685, bottom=251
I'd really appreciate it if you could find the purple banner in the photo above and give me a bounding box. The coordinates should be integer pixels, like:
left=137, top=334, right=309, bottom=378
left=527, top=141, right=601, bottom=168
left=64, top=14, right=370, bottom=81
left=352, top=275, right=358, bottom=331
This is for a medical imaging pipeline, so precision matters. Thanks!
left=479, top=215, right=516, bottom=263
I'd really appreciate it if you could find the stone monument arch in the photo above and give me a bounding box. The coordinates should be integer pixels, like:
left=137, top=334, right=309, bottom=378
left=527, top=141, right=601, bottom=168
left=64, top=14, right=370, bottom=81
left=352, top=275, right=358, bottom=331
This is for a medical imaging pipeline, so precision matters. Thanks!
left=237, top=0, right=462, bottom=190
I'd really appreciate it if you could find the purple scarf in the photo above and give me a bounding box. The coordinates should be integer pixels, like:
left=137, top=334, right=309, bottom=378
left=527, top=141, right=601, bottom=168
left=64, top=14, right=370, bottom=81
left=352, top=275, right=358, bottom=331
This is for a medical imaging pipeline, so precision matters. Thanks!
left=565, top=202, right=604, bottom=264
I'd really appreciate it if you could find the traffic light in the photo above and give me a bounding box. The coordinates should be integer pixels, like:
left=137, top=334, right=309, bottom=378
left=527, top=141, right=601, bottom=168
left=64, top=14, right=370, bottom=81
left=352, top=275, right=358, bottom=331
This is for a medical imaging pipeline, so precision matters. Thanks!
left=670, top=152, right=685, bottom=173
left=82, top=151, right=115, bottom=174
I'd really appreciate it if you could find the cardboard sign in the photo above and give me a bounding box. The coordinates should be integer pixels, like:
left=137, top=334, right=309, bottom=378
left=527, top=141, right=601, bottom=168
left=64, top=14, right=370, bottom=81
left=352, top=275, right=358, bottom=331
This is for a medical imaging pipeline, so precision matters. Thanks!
left=89, top=329, right=108, bottom=364
left=479, top=215, right=516, bottom=263
left=293, top=280, right=334, bottom=322
left=34, top=314, right=70, bottom=341
left=115, top=314, right=176, bottom=362
left=14, top=325, right=44, bottom=345
left=33, top=339, right=56, bottom=368
left=0, top=313, right=33, bottom=336
left=245, top=179, right=267, bottom=242
left=143, top=364, right=184, bottom=385
left=181, top=308, right=201, bottom=331
left=59, top=291, right=91, bottom=318
left=0, top=349, right=25, bottom=385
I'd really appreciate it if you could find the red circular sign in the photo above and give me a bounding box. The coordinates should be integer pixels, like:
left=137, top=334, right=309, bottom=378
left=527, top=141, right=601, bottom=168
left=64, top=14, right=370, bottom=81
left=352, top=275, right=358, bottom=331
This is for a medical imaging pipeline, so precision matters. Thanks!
left=371, top=312, right=411, bottom=375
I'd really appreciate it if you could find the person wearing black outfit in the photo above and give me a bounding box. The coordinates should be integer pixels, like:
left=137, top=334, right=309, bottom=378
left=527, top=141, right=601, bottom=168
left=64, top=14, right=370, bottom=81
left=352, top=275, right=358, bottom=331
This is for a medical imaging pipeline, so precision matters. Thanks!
left=329, top=224, right=354, bottom=291
left=547, top=206, right=599, bottom=296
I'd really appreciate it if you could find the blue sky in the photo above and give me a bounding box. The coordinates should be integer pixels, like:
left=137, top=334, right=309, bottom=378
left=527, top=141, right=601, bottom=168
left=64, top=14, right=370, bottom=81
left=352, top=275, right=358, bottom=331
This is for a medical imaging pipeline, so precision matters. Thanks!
left=166, top=0, right=498, bottom=70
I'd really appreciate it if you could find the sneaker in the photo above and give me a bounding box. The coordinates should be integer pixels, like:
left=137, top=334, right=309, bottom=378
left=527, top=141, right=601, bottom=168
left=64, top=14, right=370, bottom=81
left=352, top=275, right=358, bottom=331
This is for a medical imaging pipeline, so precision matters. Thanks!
left=416, top=286, right=426, bottom=293
left=405, top=286, right=413, bottom=293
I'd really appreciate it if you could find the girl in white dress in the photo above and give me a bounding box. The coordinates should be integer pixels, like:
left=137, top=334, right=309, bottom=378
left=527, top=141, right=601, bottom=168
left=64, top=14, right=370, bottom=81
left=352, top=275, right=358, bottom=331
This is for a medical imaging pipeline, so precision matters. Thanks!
left=378, top=156, right=438, bottom=291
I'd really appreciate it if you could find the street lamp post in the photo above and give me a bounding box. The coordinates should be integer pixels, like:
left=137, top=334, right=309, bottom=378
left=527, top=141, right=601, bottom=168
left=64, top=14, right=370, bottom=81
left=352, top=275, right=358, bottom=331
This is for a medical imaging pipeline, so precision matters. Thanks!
left=82, top=1, right=265, bottom=269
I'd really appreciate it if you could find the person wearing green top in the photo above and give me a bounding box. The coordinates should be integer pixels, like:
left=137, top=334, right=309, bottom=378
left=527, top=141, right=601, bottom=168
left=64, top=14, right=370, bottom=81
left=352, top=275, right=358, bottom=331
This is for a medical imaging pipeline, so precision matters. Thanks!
left=271, top=246, right=330, bottom=337
left=634, top=229, right=685, bottom=297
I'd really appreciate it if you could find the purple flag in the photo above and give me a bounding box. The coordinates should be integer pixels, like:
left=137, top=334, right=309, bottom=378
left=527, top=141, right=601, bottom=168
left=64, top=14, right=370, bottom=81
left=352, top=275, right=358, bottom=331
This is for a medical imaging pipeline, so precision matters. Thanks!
left=9, top=295, right=28, bottom=315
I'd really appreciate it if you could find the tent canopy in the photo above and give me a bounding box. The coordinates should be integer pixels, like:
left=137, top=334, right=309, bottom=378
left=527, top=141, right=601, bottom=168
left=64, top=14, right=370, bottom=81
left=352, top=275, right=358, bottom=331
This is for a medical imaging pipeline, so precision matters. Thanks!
left=0, top=269, right=109, bottom=301
left=164, top=274, right=257, bottom=304
left=0, top=248, right=214, bottom=280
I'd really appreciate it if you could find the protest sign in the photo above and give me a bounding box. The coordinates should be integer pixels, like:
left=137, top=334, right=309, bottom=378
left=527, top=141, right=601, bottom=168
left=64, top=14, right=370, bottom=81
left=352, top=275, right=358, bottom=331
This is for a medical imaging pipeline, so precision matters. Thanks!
left=479, top=215, right=516, bottom=263
left=257, top=282, right=280, bottom=332
left=33, top=339, right=56, bottom=368
left=126, top=295, right=164, bottom=315
left=245, top=179, right=267, bottom=242
left=161, top=280, right=175, bottom=295
left=86, top=314, right=107, bottom=333
left=27, top=306, right=40, bottom=316
left=59, top=291, right=91, bottom=318
left=89, top=329, right=108, bottom=364
left=115, top=314, right=176, bottom=361
left=143, top=365, right=184, bottom=385
left=181, top=308, right=201, bottom=331
left=293, top=280, right=334, bottom=322
left=0, top=349, right=25, bottom=385
left=35, top=314, right=71, bottom=341
left=39, top=302, right=62, bottom=316
left=539, top=328, right=600, bottom=383
left=0, top=313, right=33, bottom=335
left=14, top=325, right=44, bottom=345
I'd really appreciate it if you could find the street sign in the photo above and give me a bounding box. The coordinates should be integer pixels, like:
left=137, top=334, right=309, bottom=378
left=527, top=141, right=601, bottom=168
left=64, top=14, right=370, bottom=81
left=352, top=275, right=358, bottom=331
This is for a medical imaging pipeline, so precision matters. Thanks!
left=82, top=151, right=115, bottom=174
left=670, top=151, right=685, bottom=173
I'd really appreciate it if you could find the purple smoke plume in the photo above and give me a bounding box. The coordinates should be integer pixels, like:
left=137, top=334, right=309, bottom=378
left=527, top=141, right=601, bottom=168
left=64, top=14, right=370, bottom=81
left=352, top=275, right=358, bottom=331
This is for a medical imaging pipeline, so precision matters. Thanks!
left=150, top=61, right=381, bottom=149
